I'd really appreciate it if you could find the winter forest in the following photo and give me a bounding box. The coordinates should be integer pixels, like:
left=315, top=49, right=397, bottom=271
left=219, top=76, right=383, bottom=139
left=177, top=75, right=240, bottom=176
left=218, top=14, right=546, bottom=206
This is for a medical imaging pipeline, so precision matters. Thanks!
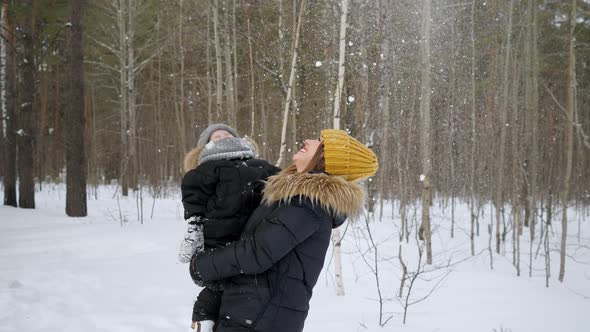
left=1, top=0, right=590, bottom=331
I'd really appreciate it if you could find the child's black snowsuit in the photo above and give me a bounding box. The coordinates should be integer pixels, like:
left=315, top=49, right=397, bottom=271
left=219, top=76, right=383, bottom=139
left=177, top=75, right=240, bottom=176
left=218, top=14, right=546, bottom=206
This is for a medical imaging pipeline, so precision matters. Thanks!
left=181, top=157, right=280, bottom=322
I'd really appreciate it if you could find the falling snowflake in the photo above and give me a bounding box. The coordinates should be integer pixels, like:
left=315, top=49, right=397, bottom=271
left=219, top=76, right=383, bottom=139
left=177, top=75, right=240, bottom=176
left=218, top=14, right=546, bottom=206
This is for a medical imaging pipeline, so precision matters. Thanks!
left=419, top=174, right=426, bottom=182
left=315, top=61, right=322, bottom=67
left=347, top=96, right=355, bottom=103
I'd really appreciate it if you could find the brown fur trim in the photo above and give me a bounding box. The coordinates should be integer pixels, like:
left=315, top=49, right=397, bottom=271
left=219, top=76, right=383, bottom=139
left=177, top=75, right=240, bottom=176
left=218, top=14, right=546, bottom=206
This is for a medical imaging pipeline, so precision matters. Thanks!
left=183, top=146, right=204, bottom=174
left=262, top=168, right=365, bottom=218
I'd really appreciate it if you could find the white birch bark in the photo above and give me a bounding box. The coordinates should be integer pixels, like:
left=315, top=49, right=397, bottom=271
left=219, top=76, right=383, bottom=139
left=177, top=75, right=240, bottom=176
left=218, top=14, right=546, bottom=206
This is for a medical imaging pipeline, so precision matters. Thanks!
left=496, top=0, right=514, bottom=254
left=559, top=0, right=576, bottom=283
left=419, top=0, right=433, bottom=265
left=213, top=0, right=223, bottom=121
left=276, top=0, right=306, bottom=167
left=332, top=0, right=349, bottom=130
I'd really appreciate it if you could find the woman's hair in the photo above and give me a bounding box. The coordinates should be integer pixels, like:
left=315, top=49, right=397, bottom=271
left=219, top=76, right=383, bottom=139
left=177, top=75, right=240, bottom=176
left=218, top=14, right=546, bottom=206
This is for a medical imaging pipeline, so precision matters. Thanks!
left=285, top=142, right=325, bottom=174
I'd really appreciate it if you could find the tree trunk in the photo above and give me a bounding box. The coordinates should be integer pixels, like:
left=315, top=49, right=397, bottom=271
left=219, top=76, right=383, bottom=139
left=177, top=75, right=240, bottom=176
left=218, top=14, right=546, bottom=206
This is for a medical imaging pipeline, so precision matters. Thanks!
left=496, top=0, right=514, bottom=254
left=2, top=0, right=16, bottom=207
left=276, top=0, right=305, bottom=167
left=559, top=0, right=576, bottom=283
left=118, top=0, right=129, bottom=196
left=65, top=0, right=87, bottom=217
left=0, top=0, right=5, bottom=184
left=18, top=0, right=36, bottom=209
left=213, top=0, right=223, bottom=121
left=224, top=1, right=235, bottom=126
left=469, top=0, right=477, bottom=256
left=328, top=0, right=349, bottom=296
left=418, top=0, right=433, bottom=265
left=206, top=6, right=213, bottom=124
left=246, top=12, right=255, bottom=137
left=127, top=0, right=137, bottom=190
left=332, top=0, right=349, bottom=130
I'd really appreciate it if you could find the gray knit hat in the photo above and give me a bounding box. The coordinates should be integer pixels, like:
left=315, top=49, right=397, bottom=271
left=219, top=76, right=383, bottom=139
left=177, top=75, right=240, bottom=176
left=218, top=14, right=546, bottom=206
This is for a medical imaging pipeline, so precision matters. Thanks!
left=197, top=123, right=239, bottom=147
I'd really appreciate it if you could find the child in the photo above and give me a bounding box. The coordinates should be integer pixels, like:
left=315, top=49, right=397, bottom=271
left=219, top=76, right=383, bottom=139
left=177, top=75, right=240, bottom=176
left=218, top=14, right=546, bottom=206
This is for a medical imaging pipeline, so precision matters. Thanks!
left=178, top=123, right=280, bottom=331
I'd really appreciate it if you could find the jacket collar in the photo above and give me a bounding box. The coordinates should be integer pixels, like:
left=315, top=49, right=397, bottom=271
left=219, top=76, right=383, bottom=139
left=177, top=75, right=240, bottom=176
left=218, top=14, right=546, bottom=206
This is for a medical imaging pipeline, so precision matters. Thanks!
left=262, top=168, right=365, bottom=219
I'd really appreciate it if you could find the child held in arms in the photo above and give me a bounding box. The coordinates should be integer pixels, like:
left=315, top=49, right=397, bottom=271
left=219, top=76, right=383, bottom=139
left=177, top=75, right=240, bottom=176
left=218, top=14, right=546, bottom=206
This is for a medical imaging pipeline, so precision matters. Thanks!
left=178, top=124, right=280, bottom=331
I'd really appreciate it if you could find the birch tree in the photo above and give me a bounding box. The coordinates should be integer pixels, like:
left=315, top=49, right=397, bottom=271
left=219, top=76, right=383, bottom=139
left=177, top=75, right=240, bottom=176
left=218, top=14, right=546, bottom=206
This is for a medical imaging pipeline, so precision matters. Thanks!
left=418, top=0, right=433, bottom=265
left=276, top=0, right=305, bottom=167
left=330, top=0, right=349, bottom=296
left=559, top=0, right=577, bottom=283
left=495, top=0, right=514, bottom=254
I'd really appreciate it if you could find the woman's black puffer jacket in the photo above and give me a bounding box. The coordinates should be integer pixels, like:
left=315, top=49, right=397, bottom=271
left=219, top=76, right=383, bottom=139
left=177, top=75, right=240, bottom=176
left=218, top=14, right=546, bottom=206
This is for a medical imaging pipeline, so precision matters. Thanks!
left=190, top=169, right=365, bottom=331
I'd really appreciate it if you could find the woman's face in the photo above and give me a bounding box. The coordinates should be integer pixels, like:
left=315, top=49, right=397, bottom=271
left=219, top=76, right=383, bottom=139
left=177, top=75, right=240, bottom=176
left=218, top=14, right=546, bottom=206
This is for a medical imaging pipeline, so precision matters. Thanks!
left=292, top=139, right=321, bottom=172
left=209, top=130, right=234, bottom=142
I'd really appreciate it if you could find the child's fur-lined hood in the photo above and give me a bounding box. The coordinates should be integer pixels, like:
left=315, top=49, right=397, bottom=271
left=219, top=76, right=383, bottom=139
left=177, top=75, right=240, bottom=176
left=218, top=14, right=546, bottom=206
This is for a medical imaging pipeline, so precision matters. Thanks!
left=262, top=169, right=365, bottom=219
left=183, top=146, right=204, bottom=174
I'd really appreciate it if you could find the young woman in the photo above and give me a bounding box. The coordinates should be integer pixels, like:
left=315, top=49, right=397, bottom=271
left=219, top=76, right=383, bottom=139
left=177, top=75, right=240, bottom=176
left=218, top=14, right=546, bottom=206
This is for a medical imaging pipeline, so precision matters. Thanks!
left=189, top=129, right=378, bottom=332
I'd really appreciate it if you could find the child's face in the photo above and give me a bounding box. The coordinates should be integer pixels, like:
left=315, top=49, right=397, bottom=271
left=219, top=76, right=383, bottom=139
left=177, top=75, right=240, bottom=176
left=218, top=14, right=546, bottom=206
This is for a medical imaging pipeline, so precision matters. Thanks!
left=209, top=130, right=234, bottom=142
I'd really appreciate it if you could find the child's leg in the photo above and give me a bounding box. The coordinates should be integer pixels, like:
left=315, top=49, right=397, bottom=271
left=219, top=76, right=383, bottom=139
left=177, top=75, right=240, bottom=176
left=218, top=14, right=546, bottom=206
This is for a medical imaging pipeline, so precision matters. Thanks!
left=192, top=287, right=222, bottom=323
left=179, top=216, right=204, bottom=263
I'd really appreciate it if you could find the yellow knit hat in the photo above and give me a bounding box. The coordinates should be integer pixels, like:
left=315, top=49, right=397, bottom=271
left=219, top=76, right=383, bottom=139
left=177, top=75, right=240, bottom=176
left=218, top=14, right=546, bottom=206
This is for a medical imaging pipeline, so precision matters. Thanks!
left=320, top=129, right=379, bottom=181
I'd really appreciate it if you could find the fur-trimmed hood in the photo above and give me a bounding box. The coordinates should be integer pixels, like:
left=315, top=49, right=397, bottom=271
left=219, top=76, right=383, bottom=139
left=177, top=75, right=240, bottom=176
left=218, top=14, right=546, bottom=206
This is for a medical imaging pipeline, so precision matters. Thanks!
left=262, top=169, right=365, bottom=220
left=183, top=146, right=204, bottom=174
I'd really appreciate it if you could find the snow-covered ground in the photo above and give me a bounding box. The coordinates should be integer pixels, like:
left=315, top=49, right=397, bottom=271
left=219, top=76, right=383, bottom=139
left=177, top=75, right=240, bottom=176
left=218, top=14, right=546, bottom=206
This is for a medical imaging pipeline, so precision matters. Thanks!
left=1, top=184, right=589, bottom=332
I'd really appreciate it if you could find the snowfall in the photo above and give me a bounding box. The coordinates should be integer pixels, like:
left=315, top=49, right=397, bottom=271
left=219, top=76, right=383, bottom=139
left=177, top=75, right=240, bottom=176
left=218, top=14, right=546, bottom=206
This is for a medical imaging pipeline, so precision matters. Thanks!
left=1, top=184, right=589, bottom=332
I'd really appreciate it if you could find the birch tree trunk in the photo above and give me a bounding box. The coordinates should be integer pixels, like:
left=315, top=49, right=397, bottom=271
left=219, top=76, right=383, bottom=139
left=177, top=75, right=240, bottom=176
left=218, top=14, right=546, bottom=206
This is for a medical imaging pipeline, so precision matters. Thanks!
left=332, top=0, right=349, bottom=130
left=526, top=0, right=540, bottom=277
left=246, top=11, right=255, bottom=137
left=559, top=0, right=576, bottom=283
left=496, top=0, right=514, bottom=254
left=118, top=0, right=129, bottom=196
left=469, top=0, right=477, bottom=256
left=418, top=0, right=433, bottom=265
left=176, top=0, right=187, bottom=152
left=65, top=0, right=87, bottom=217
left=276, top=0, right=305, bottom=167
left=127, top=0, right=138, bottom=190
left=213, top=0, right=223, bottom=121
left=224, top=1, right=235, bottom=126
left=328, top=0, right=349, bottom=296
left=206, top=6, right=213, bottom=124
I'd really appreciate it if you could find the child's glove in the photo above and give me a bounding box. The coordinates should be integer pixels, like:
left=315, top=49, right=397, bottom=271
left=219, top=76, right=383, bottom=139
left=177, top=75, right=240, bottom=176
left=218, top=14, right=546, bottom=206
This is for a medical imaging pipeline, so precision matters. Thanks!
left=178, top=216, right=206, bottom=263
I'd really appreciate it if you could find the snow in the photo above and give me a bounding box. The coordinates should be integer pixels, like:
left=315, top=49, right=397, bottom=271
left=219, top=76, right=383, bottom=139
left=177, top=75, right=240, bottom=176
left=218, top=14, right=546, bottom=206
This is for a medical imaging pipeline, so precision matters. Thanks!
left=1, top=185, right=589, bottom=332
left=347, top=96, right=355, bottom=103
left=314, top=61, right=322, bottom=67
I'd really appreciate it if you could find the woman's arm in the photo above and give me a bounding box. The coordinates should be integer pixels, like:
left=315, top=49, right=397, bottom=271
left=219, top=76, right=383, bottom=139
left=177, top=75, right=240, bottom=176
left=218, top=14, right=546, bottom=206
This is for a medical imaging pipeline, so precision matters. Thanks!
left=191, top=205, right=321, bottom=281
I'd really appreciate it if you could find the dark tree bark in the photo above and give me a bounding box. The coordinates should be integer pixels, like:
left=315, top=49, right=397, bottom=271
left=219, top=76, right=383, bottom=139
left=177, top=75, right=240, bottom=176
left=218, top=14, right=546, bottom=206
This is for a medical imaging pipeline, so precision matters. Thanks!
left=17, top=0, right=36, bottom=209
left=2, top=0, right=17, bottom=207
left=65, top=0, right=87, bottom=217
